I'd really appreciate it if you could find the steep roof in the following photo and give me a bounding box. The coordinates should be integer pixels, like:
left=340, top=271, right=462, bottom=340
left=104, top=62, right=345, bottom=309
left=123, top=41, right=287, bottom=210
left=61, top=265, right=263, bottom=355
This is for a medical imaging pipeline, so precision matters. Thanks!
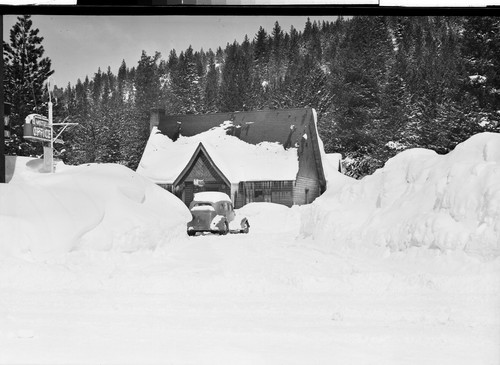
left=155, top=108, right=316, bottom=146
left=137, top=123, right=299, bottom=185
left=151, top=108, right=326, bottom=187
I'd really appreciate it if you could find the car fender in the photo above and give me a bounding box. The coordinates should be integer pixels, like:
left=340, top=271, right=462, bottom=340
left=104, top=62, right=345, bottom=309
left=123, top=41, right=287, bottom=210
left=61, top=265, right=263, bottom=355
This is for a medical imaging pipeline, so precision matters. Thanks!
left=229, top=215, right=250, bottom=231
left=210, top=215, right=226, bottom=231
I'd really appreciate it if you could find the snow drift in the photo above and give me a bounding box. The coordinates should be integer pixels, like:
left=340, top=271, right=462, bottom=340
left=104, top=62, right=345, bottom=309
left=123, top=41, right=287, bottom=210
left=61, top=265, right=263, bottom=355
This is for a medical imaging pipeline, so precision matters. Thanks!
left=301, top=132, right=500, bottom=258
left=0, top=158, right=190, bottom=256
left=236, top=202, right=301, bottom=235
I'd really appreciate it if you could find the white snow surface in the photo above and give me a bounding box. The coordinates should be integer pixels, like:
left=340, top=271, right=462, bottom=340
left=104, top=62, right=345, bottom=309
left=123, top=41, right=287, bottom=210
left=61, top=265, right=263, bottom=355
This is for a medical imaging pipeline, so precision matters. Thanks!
left=322, top=152, right=344, bottom=185
left=137, top=124, right=299, bottom=184
left=0, top=157, right=190, bottom=256
left=301, top=132, right=500, bottom=258
left=193, top=191, right=232, bottom=204
left=191, top=205, right=215, bottom=212
left=1, top=133, right=500, bottom=364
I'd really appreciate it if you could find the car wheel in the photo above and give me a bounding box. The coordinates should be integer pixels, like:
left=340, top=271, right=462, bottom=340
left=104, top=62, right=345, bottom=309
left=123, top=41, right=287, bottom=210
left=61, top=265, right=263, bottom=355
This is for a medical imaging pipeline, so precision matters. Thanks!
left=187, top=230, right=196, bottom=237
left=220, top=221, right=229, bottom=235
left=241, top=220, right=249, bottom=234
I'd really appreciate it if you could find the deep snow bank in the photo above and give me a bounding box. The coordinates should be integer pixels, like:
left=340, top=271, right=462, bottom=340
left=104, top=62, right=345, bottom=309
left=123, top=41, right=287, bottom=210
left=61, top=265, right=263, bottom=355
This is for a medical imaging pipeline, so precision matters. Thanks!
left=301, top=133, right=500, bottom=258
left=236, top=202, right=301, bottom=235
left=0, top=159, right=190, bottom=256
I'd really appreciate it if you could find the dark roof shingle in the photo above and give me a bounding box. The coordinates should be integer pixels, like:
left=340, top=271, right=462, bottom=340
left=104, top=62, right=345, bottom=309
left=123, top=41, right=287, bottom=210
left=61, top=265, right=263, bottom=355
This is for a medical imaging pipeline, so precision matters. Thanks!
left=156, top=108, right=315, bottom=147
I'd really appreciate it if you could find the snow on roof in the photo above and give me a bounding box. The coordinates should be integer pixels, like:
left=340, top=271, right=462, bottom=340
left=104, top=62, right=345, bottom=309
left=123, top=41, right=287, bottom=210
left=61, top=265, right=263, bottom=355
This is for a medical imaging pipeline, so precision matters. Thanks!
left=137, top=123, right=299, bottom=184
left=193, top=191, right=232, bottom=204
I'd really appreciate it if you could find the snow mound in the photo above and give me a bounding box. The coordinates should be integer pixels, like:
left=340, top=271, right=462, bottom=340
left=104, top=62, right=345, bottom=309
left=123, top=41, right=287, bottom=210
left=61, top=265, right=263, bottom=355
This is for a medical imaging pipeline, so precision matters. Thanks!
left=5, top=156, right=69, bottom=183
left=237, top=202, right=301, bottom=235
left=0, top=161, right=190, bottom=257
left=301, top=133, right=500, bottom=258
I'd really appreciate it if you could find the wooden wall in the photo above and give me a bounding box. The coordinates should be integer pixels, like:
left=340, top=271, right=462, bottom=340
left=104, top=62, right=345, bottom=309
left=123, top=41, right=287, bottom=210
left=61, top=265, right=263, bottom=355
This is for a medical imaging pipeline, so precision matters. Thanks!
left=293, top=115, right=325, bottom=205
left=150, top=109, right=161, bottom=131
left=235, top=181, right=294, bottom=208
left=293, top=176, right=322, bottom=205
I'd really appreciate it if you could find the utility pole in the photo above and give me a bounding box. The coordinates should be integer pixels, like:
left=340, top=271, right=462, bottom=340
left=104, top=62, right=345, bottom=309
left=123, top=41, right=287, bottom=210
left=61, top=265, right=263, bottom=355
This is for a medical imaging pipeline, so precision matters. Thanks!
left=1, top=15, right=5, bottom=184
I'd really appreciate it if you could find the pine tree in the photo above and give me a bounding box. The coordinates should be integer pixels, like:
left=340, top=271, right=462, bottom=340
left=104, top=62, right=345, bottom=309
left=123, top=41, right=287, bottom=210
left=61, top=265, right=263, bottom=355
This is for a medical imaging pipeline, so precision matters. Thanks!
left=133, top=50, right=162, bottom=167
left=117, top=59, right=127, bottom=98
left=239, top=35, right=254, bottom=110
left=325, top=16, right=394, bottom=176
left=219, top=40, right=253, bottom=112
left=269, top=21, right=285, bottom=90
left=171, top=46, right=203, bottom=114
left=204, top=51, right=219, bottom=112
left=254, top=26, right=269, bottom=64
left=3, top=15, right=54, bottom=156
left=135, top=51, right=161, bottom=116
left=461, top=16, right=500, bottom=132
left=219, top=42, right=242, bottom=112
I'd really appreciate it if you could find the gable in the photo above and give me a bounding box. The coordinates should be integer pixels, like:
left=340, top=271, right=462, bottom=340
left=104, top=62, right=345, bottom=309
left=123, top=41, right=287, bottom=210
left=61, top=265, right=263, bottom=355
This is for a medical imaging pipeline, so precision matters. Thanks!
left=173, top=143, right=231, bottom=187
left=184, top=154, right=224, bottom=183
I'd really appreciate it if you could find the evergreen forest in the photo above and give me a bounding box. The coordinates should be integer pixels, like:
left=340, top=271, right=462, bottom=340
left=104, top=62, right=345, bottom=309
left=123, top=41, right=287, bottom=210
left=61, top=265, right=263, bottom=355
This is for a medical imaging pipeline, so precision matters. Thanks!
left=4, top=15, right=500, bottom=178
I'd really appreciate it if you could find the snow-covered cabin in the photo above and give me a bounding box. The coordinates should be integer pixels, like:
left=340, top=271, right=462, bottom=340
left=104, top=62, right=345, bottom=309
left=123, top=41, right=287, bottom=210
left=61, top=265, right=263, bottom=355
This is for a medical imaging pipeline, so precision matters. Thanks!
left=138, top=108, right=328, bottom=208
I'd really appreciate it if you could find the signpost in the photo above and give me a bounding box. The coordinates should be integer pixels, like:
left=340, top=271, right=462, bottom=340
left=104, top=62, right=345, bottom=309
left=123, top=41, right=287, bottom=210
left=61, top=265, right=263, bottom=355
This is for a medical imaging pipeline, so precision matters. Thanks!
left=23, top=101, right=77, bottom=173
left=24, top=114, right=52, bottom=142
left=194, top=179, right=205, bottom=187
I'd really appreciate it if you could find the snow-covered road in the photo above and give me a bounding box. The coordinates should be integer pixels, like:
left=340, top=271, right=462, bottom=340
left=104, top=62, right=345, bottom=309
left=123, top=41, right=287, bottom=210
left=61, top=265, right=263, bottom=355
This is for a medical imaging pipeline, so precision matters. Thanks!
left=1, top=229, right=499, bottom=364
left=2, top=138, right=500, bottom=365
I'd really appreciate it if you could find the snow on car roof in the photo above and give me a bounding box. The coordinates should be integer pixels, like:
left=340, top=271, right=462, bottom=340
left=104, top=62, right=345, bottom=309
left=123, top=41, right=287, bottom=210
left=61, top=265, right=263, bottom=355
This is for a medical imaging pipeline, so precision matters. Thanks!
left=193, top=191, right=232, bottom=203
left=136, top=123, right=299, bottom=184
left=191, top=205, right=216, bottom=212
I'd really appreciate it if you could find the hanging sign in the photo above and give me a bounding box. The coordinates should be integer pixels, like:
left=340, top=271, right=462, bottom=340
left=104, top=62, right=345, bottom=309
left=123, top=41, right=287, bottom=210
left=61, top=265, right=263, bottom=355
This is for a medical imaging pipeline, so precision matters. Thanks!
left=194, top=179, right=205, bottom=187
left=23, top=114, right=51, bottom=142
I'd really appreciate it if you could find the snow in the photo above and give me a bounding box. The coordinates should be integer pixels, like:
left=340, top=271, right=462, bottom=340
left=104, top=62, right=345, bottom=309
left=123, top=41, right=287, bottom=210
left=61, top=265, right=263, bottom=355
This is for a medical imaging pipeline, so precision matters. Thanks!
left=236, top=202, right=301, bottom=234
left=385, top=140, right=407, bottom=151
left=137, top=124, right=299, bottom=184
left=193, top=191, right=232, bottom=204
left=1, top=157, right=190, bottom=256
left=322, top=152, right=344, bottom=185
left=301, top=132, right=500, bottom=258
left=1, top=132, right=500, bottom=364
left=191, top=205, right=215, bottom=212
left=469, top=74, right=487, bottom=84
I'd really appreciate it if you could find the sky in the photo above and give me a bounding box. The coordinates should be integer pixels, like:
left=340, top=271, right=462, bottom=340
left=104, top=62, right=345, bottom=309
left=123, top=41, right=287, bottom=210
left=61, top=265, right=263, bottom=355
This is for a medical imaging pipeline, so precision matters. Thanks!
left=3, top=15, right=337, bottom=89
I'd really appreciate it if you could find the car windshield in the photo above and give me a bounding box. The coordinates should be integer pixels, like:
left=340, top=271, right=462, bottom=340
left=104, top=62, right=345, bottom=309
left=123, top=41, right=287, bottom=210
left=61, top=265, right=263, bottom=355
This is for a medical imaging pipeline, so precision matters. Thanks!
left=193, top=202, right=212, bottom=207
